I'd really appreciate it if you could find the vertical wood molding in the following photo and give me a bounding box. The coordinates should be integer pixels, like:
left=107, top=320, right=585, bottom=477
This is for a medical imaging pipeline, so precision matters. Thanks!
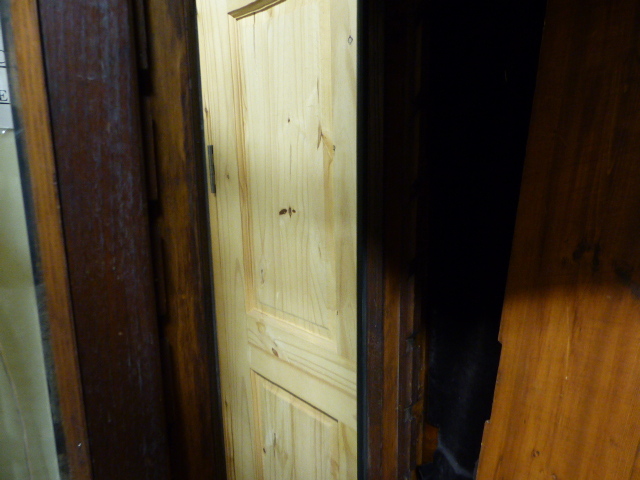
left=382, top=2, right=426, bottom=478
left=362, top=0, right=427, bottom=477
left=6, top=1, right=92, bottom=478
left=142, top=0, right=226, bottom=477
left=37, top=1, right=171, bottom=478
left=361, top=0, right=385, bottom=475
left=478, top=0, right=640, bottom=478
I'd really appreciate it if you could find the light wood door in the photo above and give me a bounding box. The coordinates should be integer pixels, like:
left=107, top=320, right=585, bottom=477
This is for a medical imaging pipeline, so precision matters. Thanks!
left=196, top=0, right=357, bottom=478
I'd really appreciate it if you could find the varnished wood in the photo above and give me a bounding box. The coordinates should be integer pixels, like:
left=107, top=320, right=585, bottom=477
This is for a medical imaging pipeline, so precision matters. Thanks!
left=142, top=0, right=225, bottom=477
left=37, top=0, right=171, bottom=478
left=383, top=2, right=425, bottom=478
left=360, top=0, right=385, bottom=475
left=361, top=0, right=428, bottom=478
left=478, top=0, right=640, bottom=478
left=5, top=1, right=91, bottom=478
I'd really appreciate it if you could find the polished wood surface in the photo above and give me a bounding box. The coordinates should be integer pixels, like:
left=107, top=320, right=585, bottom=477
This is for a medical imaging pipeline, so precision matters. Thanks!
left=37, top=0, right=171, bottom=478
left=142, top=0, right=225, bottom=476
left=478, top=0, right=640, bottom=478
left=5, top=1, right=91, bottom=478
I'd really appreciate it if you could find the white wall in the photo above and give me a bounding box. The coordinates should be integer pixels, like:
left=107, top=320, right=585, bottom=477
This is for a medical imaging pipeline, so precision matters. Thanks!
left=0, top=128, right=60, bottom=479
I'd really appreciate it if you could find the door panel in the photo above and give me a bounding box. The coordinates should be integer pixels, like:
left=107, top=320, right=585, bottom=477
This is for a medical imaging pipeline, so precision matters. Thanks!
left=196, top=0, right=357, bottom=477
left=252, top=372, right=339, bottom=480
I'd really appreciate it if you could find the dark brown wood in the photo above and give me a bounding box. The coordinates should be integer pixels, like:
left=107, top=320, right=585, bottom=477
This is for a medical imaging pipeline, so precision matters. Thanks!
left=383, top=3, right=427, bottom=479
left=361, top=0, right=386, bottom=476
left=37, top=1, right=171, bottom=479
left=362, top=0, right=428, bottom=478
left=6, top=1, right=92, bottom=478
left=478, top=0, right=640, bottom=478
left=141, top=0, right=226, bottom=477
left=132, top=0, right=429, bottom=477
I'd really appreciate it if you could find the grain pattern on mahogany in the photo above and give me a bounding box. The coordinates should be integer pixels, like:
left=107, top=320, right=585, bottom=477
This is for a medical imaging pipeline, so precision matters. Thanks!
left=477, top=0, right=640, bottom=479
left=37, top=0, right=171, bottom=478
left=141, top=0, right=225, bottom=478
left=7, top=1, right=91, bottom=478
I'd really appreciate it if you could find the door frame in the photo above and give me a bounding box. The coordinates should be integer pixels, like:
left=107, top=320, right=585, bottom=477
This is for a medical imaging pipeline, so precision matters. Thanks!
left=28, top=0, right=430, bottom=477
left=3, top=1, right=91, bottom=478
left=141, top=0, right=430, bottom=478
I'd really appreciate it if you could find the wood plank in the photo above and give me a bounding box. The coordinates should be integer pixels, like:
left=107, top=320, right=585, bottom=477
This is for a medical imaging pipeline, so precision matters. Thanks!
left=37, top=1, right=171, bottom=478
left=361, top=0, right=428, bottom=477
left=478, top=0, right=640, bottom=478
left=196, top=0, right=256, bottom=475
left=5, top=1, right=92, bottom=478
left=361, top=0, right=386, bottom=475
left=383, top=2, right=425, bottom=478
left=141, top=0, right=226, bottom=477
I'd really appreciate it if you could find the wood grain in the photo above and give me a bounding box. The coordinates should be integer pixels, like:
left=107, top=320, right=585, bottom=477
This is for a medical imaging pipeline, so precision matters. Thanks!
left=383, top=2, right=426, bottom=478
left=142, top=0, right=226, bottom=476
left=360, top=0, right=385, bottom=475
left=37, top=0, right=171, bottom=478
left=197, top=0, right=256, bottom=475
left=361, top=0, right=428, bottom=478
left=477, top=0, right=640, bottom=478
left=6, top=1, right=91, bottom=478
left=236, top=0, right=338, bottom=337
left=197, top=0, right=357, bottom=476
left=251, top=372, right=341, bottom=480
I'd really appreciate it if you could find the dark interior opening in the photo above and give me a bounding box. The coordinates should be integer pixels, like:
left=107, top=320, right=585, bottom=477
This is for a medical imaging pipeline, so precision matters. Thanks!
left=419, top=1, right=547, bottom=478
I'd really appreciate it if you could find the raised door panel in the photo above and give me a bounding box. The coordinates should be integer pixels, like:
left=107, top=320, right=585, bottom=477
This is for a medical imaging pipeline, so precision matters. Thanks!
left=252, top=372, right=339, bottom=480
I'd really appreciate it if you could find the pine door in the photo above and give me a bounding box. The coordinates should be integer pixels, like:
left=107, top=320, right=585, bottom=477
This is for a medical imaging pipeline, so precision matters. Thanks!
left=196, top=0, right=358, bottom=477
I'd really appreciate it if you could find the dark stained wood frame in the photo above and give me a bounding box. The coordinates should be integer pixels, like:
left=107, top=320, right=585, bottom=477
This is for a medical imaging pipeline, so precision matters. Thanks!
left=16, top=0, right=431, bottom=478
left=383, top=1, right=436, bottom=476
left=139, top=0, right=226, bottom=477
left=37, top=0, right=172, bottom=479
left=139, top=0, right=432, bottom=477
left=360, top=0, right=434, bottom=478
left=4, top=1, right=92, bottom=478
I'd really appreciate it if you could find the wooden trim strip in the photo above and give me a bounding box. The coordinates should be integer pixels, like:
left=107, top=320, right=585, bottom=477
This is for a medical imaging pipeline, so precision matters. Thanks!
left=361, top=0, right=428, bottom=477
left=37, top=0, right=172, bottom=477
left=143, top=0, right=226, bottom=477
left=6, top=1, right=92, bottom=478
left=359, top=0, right=385, bottom=476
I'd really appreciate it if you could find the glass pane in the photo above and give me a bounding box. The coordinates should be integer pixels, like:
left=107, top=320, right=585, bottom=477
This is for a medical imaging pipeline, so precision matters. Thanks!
left=0, top=18, right=61, bottom=480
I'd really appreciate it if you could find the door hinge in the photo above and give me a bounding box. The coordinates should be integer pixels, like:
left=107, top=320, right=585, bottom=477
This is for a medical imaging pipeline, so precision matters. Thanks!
left=132, top=0, right=152, bottom=95
left=207, top=145, right=216, bottom=194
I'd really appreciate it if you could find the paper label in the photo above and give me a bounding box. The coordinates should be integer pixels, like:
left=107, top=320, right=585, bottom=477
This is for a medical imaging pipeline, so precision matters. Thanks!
left=0, top=24, right=14, bottom=129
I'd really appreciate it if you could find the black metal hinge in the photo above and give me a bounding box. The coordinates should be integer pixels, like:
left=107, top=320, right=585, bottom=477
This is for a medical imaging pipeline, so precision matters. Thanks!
left=208, top=144, right=216, bottom=194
